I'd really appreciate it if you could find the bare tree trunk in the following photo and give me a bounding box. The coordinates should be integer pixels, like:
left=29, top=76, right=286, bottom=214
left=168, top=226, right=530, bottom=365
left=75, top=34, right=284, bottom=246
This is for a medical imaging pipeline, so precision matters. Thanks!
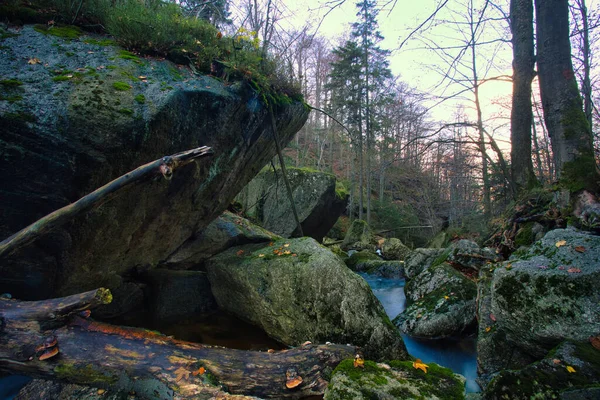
left=535, top=0, right=600, bottom=193
left=532, top=115, right=546, bottom=183
left=576, top=0, right=593, bottom=132
left=510, top=0, right=538, bottom=192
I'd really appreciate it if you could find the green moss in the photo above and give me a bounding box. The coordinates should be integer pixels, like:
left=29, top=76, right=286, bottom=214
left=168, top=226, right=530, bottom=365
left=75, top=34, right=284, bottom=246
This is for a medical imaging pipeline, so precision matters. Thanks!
left=84, top=38, right=116, bottom=46
left=515, top=222, right=535, bottom=247
left=34, top=24, right=82, bottom=40
left=0, top=94, right=23, bottom=103
left=112, top=81, right=131, bottom=91
left=561, top=98, right=590, bottom=140
left=134, top=94, right=146, bottom=104
left=54, top=363, right=116, bottom=385
left=345, top=250, right=379, bottom=270
left=52, top=75, right=71, bottom=82
left=431, top=247, right=452, bottom=268
left=0, top=79, right=22, bottom=87
left=560, top=153, right=600, bottom=193
left=118, top=108, right=134, bottom=115
left=117, top=50, right=142, bottom=64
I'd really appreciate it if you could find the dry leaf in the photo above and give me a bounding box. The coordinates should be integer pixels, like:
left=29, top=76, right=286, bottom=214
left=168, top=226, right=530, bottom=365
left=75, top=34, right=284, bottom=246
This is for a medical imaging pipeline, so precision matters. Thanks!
left=192, top=366, right=205, bottom=376
left=236, top=250, right=244, bottom=256
left=258, top=254, right=265, bottom=258
left=490, top=313, right=497, bottom=322
left=444, top=296, right=449, bottom=300
left=566, top=365, right=576, bottom=373
left=589, top=335, right=600, bottom=350
left=284, top=243, right=290, bottom=248
left=555, top=240, right=567, bottom=248
left=552, top=359, right=561, bottom=365
left=283, top=250, right=291, bottom=255
left=413, top=359, right=428, bottom=373
left=574, top=246, right=586, bottom=253
left=485, top=326, right=491, bottom=333
left=174, top=366, right=191, bottom=382
left=353, top=354, right=365, bottom=368
left=28, top=57, right=40, bottom=65
left=267, top=348, right=275, bottom=353
left=567, top=267, right=582, bottom=273
left=97, top=389, right=105, bottom=395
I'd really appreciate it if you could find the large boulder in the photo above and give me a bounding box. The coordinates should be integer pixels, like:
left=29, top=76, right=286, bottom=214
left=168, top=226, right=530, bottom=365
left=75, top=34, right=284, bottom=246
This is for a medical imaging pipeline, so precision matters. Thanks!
left=324, top=359, right=466, bottom=400
left=403, top=248, right=445, bottom=279
left=394, top=262, right=477, bottom=338
left=0, top=25, right=308, bottom=301
left=205, top=237, right=408, bottom=361
left=381, top=237, right=411, bottom=261
left=341, top=220, right=374, bottom=251
left=236, top=167, right=347, bottom=242
left=478, top=229, right=600, bottom=376
left=162, top=211, right=280, bottom=270
left=483, top=341, right=600, bottom=400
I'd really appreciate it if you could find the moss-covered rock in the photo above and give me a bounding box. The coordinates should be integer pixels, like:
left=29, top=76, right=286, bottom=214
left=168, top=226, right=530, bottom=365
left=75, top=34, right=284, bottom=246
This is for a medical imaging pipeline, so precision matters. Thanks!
left=345, top=250, right=380, bottom=270
left=381, top=237, right=411, bottom=261
left=0, top=25, right=308, bottom=300
left=236, top=167, right=347, bottom=242
left=205, top=237, right=408, bottom=361
left=403, top=248, right=445, bottom=279
left=483, top=341, right=600, bottom=400
left=324, top=358, right=466, bottom=400
left=446, top=240, right=501, bottom=271
left=394, top=262, right=477, bottom=338
left=478, top=229, right=600, bottom=376
left=341, top=220, right=375, bottom=251
left=163, top=211, right=280, bottom=270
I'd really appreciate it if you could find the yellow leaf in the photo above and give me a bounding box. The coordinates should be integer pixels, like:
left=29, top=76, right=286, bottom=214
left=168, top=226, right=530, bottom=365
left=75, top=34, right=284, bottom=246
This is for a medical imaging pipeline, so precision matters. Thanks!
left=485, top=326, right=491, bottom=333
left=556, top=240, right=567, bottom=248
left=284, top=243, right=290, bottom=247
left=353, top=354, right=365, bottom=368
left=283, top=250, right=291, bottom=255
left=566, top=365, right=576, bottom=373
left=413, top=359, right=428, bottom=373
left=444, top=296, right=449, bottom=300
left=28, top=57, right=40, bottom=65
left=258, top=254, right=264, bottom=257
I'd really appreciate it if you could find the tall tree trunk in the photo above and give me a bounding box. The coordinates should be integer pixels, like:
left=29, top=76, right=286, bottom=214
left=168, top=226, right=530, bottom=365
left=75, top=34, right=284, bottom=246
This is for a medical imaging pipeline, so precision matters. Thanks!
left=531, top=115, right=545, bottom=183
left=510, top=0, right=538, bottom=192
left=576, top=0, right=593, bottom=132
left=535, top=0, right=600, bottom=193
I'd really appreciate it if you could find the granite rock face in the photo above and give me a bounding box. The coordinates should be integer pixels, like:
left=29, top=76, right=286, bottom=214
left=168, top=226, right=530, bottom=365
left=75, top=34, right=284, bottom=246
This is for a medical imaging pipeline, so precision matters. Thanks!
left=478, top=229, right=600, bottom=376
left=236, top=167, right=347, bottom=242
left=0, top=25, right=308, bottom=300
left=205, top=237, right=408, bottom=361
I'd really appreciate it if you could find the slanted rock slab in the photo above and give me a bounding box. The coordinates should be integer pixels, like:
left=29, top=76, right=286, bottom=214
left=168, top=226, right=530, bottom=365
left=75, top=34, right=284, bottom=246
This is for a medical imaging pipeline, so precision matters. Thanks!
left=205, top=237, right=408, bottom=361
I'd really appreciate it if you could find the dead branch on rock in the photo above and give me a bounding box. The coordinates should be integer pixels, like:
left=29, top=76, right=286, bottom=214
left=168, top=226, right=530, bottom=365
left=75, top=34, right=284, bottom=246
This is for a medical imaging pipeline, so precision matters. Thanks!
left=0, top=288, right=355, bottom=399
left=0, top=146, right=213, bottom=259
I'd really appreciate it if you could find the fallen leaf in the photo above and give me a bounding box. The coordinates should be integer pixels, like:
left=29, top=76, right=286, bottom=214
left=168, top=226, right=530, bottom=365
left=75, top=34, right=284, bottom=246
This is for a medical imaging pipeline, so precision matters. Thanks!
left=552, top=359, right=561, bottom=365
left=575, top=246, right=586, bottom=253
left=192, top=366, right=205, bottom=376
left=97, top=389, right=105, bottom=395
left=567, top=267, right=582, bottom=273
left=490, top=313, right=496, bottom=322
left=566, top=365, right=576, bottom=373
left=267, top=348, right=275, bottom=353
left=258, top=254, right=265, bottom=258
left=413, top=359, right=428, bottom=373
left=558, top=266, right=566, bottom=270
left=87, top=51, right=94, bottom=54
left=283, top=250, right=291, bottom=255
left=444, top=296, right=449, bottom=300
left=292, top=253, right=297, bottom=257
left=268, top=242, right=274, bottom=246
left=555, top=240, right=567, bottom=248
left=236, top=250, right=244, bottom=257
left=485, top=326, right=491, bottom=333
left=589, top=335, right=600, bottom=350
left=284, top=243, right=290, bottom=248
left=538, top=265, right=548, bottom=270
left=174, top=366, right=191, bottom=382
left=353, top=354, right=365, bottom=368
left=27, top=57, right=40, bottom=65
left=139, top=75, right=147, bottom=80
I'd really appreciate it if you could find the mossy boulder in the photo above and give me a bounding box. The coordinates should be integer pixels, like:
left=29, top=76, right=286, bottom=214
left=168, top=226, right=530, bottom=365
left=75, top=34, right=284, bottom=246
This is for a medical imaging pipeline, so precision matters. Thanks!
left=162, top=211, right=280, bottom=270
left=403, top=248, right=445, bottom=279
left=394, top=262, right=477, bottom=338
left=205, top=237, right=408, bottom=361
left=341, top=220, right=375, bottom=251
left=0, top=25, right=308, bottom=301
left=446, top=240, right=501, bottom=271
left=354, top=260, right=405, bottom=279
left=324, top=359, right=465, bottom=400
left=483, top=341, right=600, bottom=400
left=478, top=229, right=600, bottom=375
left=236, top=167, right=348, bottom=242
left=381, top=237, right=411, bottom=261
left=345, top=250, right=380, bottom=270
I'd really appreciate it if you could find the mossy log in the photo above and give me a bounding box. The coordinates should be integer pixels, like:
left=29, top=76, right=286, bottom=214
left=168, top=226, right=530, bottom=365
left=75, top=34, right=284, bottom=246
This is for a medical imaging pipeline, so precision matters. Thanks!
left=0, top=289, right=356, bottom=399
left=0, top=146, right=213, bottom=260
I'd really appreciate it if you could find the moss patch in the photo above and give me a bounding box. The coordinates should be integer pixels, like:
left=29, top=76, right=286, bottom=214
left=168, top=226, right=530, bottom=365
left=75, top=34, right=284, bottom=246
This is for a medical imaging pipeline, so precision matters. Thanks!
left=134, top=94, right=146, bottom=104
left=0, top=79, right=22, bottom=87
left=112, top=81, right=131, bottom=91
left=34, top=24, right=82, bottom=40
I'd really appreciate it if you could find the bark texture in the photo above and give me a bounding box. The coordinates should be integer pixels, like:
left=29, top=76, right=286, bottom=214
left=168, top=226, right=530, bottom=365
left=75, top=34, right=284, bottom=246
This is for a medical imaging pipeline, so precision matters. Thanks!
left=510, top=0, right=538, bottom=191
left=535, top=0, right=600, bottom=193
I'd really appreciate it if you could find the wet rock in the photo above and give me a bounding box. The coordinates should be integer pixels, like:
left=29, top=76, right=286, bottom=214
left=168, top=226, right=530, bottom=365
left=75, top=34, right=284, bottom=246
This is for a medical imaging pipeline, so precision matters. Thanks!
left=403, top=248, right=445, bottom=279
left=236, top=167, right=347, bottom=242
left=353, top=260, right=405, bottom=279
left=483, top=341, right=600, bottom=400
left=394, top=262, right=477, bottom=338
left=324, top=359, right=465, bottom=400
left=0, top=25, right=308, bottom=300
left=478, top=228, right=600, bottom=375
left=381, top=237, right=411, bottom=261
left=446, top=240, right=501, bottom=271
left=206, top=237, right=408, bottom=361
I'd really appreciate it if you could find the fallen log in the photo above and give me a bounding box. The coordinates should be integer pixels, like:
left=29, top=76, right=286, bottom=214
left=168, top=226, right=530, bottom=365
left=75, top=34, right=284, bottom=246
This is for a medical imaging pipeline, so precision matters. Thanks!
left=0, top=146, right=213, bottom=260
left=0, top=289, right=356, bottom=399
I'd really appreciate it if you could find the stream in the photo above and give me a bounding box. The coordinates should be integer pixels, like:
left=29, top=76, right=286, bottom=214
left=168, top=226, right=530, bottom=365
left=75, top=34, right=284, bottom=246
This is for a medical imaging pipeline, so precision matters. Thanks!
left=359, top=272, right=481, bottom=393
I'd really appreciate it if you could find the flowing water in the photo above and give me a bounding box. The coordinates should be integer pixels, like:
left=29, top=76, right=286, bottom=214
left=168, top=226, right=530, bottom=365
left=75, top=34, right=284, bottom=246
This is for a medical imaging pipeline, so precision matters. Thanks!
left=359, top=272, right=481, bottom=393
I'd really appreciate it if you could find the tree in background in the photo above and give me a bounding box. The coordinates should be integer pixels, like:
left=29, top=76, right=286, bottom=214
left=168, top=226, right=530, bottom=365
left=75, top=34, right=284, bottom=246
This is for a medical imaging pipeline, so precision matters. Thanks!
left=178, top=0, right=232, bottom=27
left=535, top=0, right=600, bottom=194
